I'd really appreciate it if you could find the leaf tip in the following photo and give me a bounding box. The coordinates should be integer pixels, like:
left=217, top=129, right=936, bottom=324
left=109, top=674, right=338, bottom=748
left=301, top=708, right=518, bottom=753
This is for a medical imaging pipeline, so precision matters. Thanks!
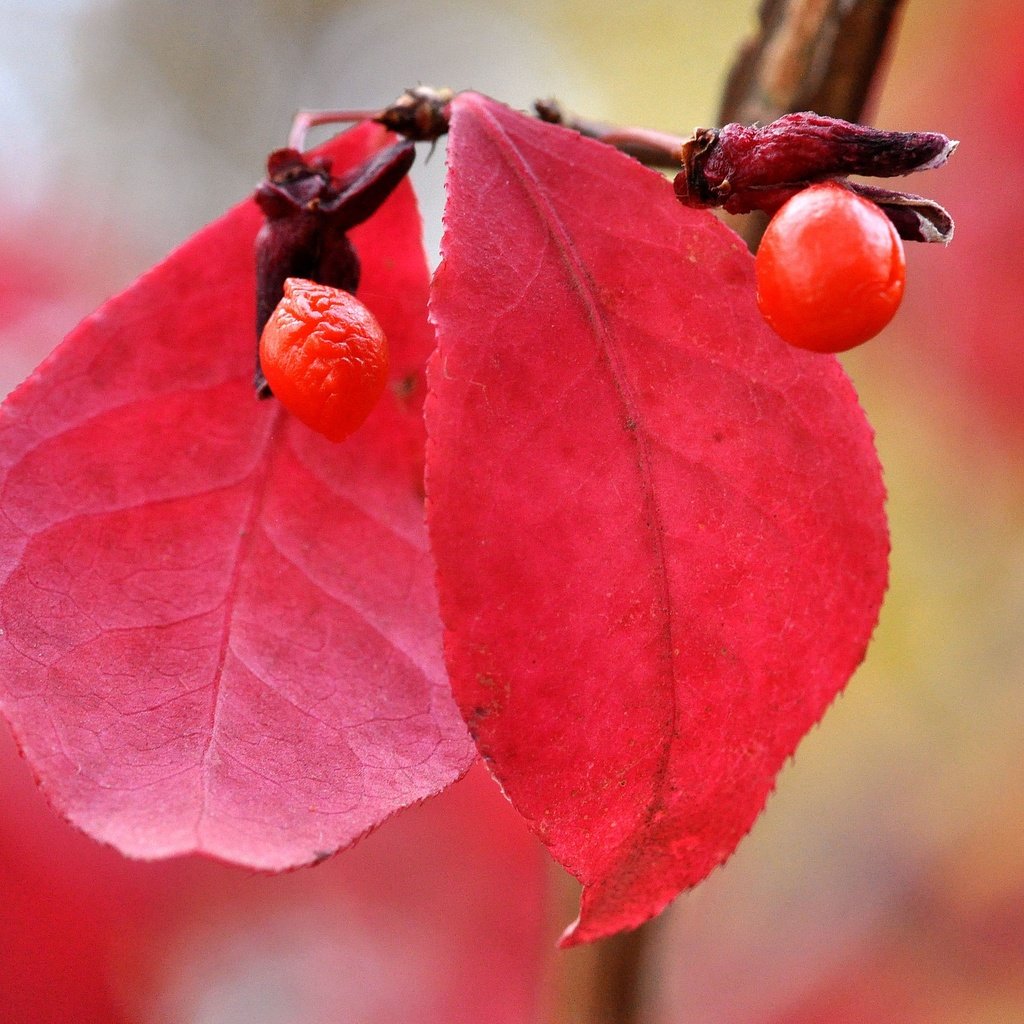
left=555, top=914, right=585, bottom=949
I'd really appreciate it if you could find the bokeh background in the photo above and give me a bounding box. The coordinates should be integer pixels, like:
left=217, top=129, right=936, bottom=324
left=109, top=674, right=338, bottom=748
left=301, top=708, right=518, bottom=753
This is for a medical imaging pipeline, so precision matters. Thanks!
left=2, top=1, right=1022, bottom=1021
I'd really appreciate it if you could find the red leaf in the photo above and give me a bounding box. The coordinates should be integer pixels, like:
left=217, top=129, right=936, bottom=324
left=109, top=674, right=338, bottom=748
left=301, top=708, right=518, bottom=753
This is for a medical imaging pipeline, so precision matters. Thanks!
left=426, top=94, right=889, bottom=945
left=0, top=123, right=473, bottom=869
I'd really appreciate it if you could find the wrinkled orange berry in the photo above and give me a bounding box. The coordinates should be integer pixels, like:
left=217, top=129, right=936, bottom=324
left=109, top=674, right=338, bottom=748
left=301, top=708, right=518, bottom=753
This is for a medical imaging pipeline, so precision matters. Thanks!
left=755, top=182, right=906, bottom=353
left=259, top=278, right=389, bottom=441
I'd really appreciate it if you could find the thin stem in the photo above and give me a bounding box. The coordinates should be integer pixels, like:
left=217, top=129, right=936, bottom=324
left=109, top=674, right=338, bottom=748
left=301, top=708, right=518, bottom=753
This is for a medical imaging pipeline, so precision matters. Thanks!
left=534, top=100, right=686, bottom=169
left=288, top=108, right=383, bottom=151
left=289, top=94, right=689, bottom=170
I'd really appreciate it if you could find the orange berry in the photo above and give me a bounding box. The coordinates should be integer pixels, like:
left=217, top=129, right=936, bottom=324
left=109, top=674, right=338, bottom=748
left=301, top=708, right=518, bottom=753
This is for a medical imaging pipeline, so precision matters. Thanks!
left=755, top=182, right=906, bottom=353
left=259, top=278, right=389, bottom=441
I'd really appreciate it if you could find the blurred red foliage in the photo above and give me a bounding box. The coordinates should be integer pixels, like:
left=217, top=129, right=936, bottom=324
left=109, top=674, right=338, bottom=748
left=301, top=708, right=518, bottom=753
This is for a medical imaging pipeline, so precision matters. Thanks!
left=0, top=726, right=546, bottom=1023
left=898, top=5, right=1024, bottom=456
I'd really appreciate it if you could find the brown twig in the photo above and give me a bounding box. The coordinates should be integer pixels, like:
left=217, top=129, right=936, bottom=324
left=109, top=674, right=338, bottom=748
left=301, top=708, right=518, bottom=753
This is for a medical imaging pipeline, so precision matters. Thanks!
left=540, top=865, right=658, bottom=1024
left=720, top=0, right=908, bottom=246
left=721, top=0, right=907, bottom=126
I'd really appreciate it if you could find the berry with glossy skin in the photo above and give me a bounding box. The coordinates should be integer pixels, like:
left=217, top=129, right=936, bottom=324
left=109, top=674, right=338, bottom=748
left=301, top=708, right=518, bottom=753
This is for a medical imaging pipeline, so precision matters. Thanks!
left=259, top=278, right=389, bottom=441
left=755, top=181, right=907, bottom=353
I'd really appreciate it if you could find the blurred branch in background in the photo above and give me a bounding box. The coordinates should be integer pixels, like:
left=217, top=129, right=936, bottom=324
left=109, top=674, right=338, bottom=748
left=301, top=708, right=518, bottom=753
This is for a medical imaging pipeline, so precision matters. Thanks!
left=721, top=0, right=906, bottom=125
left=542, top=867, right=657, bottom=1024
left=721, top=0, right=905, bottom=247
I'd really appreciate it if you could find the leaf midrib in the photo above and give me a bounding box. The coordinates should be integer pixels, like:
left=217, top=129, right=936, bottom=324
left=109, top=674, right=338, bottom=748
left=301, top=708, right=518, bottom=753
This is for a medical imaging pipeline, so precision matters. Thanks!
left=471, top=99, right=680, bottom=872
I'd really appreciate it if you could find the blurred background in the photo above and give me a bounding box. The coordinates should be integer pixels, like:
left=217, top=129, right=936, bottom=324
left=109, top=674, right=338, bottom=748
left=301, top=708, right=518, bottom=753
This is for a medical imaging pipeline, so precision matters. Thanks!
left=1, top=0, right=1022, bottom=1021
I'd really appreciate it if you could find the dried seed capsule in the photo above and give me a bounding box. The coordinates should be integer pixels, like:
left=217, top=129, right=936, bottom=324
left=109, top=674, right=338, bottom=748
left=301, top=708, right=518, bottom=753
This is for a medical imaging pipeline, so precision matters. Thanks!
left=253, top=140, right=414, bottom=395
left=674, top=111, right=956, bottom=243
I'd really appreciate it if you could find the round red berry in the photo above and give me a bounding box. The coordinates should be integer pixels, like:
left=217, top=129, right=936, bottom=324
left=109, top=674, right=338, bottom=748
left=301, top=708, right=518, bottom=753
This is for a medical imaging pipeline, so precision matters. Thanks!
left=755, top=181, right=906, bottom=353
left=259, top=278, right=389, bottom=441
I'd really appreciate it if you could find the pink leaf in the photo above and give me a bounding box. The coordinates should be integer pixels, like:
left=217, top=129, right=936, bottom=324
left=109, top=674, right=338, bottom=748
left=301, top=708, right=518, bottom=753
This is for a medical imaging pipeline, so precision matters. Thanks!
left=0, top=124, right=473, bottom=869
left=427, top=94, right=889, bottom=944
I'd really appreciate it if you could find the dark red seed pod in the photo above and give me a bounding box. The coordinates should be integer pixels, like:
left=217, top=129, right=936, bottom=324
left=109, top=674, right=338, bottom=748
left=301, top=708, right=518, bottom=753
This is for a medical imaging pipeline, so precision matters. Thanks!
left=673, top=111, right=956, bottom=243
left=253, top=139, right=415, bottom=395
